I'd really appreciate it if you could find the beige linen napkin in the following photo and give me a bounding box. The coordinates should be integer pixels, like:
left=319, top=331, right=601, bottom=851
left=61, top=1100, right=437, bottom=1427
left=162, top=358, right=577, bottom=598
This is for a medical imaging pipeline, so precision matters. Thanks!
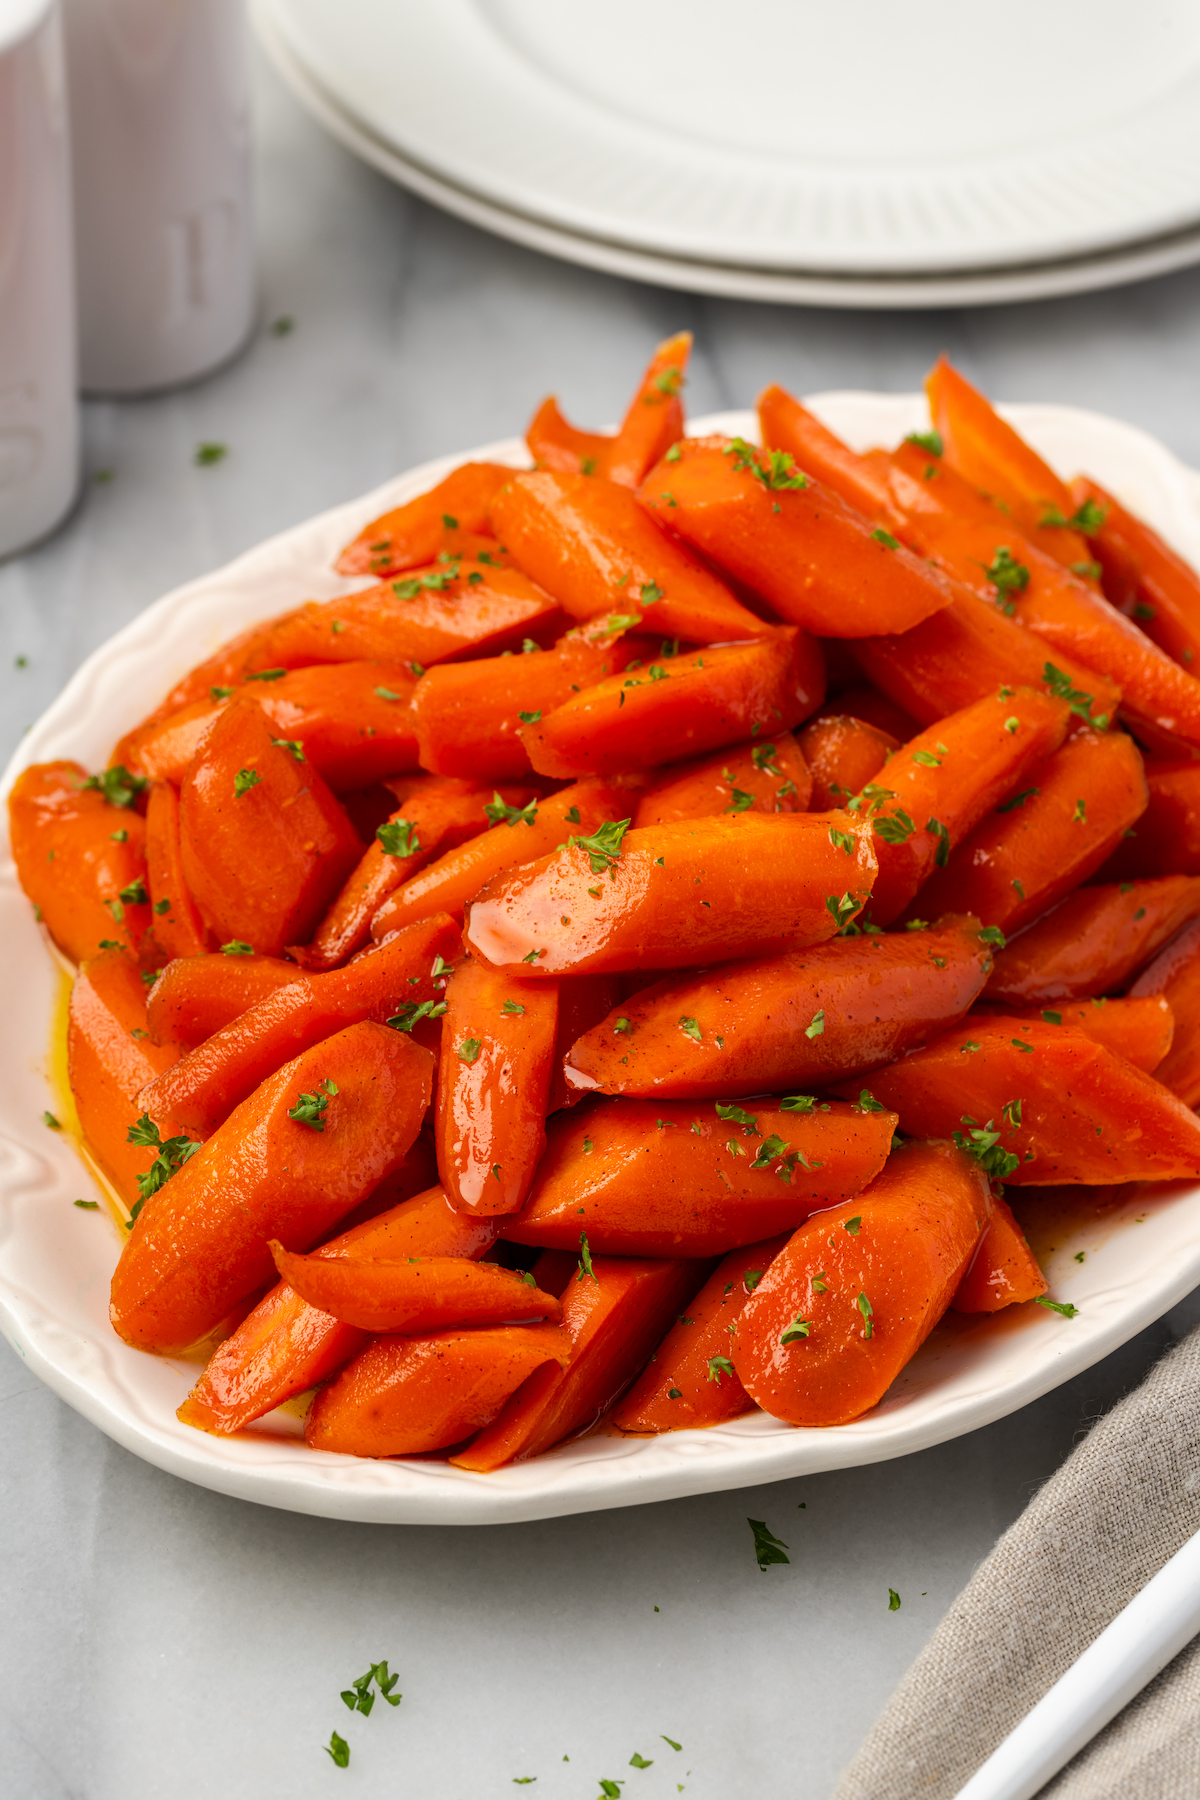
left=832, top=1324, right=1200, bottom=1800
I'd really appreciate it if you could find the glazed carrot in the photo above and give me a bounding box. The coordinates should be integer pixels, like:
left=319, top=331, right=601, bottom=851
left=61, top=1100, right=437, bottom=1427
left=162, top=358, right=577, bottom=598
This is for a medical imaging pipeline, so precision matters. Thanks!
left=797, top=714, right=897, bottom=811
left=436, top=957, right=558, bottom=1214
left=1073, top=476, right=1200, bottom=670
left=368, top=777, right=628, bottom=938
left=125, top=663, right=421, bottom=792
left=300, top=778, right=541, bottom=969
left=819, top=683, right=921, bottom=742
left=518, top=627, right=824, bottom=778
left=179, top=1183, right=498, bottom=1434
left=1100, top=757, right=1200, bottom=880
left=138, top=912, right=458, bottom=1136
left=860, top=1018, right=1200, bottom=1184
left=1130, top=917, right=1200, bottom=1105
left=9, top=760, right=152, bottom=963
left=564, top=917, right=992, bottom=1100
left=950, top=1193, right=1047, bottom=1313
left=546, top=974, right=621, bottom=1111
left=734, top=1140, right=991, bottom=1427
left=465, top=811, right=876, bottom=977
left=611, top=1235, right=792, bottom=1434
left=502, top=1098, right=896, bottom=1257
left=927, top=356, right=1090, bottom=567
left=268, top=1242, right=561, bottom=1332
left=908, top=727, right=1148, bottom=934
left=450, top=1253, right=705, bottom=1471
left=638, top=437, right=955, bottom=638
left=632, top=731, right=811, bottom=827
left=334, top=462, right=513, bottom=578
left=984, top=876, right=1200, bottom=1004
left=146, top=950, right=302, bottom=1047
left=306, top=1322, right=572, bottom=1458
left=142, top=783, right=210, bottom=959
left=851, top=589, right=1121, bottom=732
left=604, top=330, right=692, bottom=488
left=526, top=395, right=613, bottom=477
left=111, top=1020, right=434, bottom=1354
left=178, top=699, right=362, bottom=957
left=860, top=687, right=1072, bottom=926
left=489, top=470, right=769, bottom=644
left=67, top=949, right=182, bottom=1206
left=757, top=384, right=903, bottom=528
left=409, top=623, right=643, bottom=779
left=979, top=996, right=1174, bottom=1075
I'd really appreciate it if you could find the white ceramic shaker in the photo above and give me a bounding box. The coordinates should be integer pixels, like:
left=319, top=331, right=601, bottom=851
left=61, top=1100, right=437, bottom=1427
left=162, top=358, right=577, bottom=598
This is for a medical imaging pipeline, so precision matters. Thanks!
left=62, top=0, right=255, bottom=394
left=0, top=0, right=79, bottom=558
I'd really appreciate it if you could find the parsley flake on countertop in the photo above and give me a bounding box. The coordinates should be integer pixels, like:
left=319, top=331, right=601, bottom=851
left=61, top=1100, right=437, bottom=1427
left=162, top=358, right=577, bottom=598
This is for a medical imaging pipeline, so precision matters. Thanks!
left=194, top=442, right=227, bottom=467
left=630, top=1752, right=654, bottom=1768
left=43, top=1111, right=61, bottom=1129
left=324, top=1731, right=350, bottom=1767
left=889, top=1588, right=901, bottom=1611
left=748, top=1517, right=790, bottom=1570
left=1036, top=1297, right=1080, bottom=1319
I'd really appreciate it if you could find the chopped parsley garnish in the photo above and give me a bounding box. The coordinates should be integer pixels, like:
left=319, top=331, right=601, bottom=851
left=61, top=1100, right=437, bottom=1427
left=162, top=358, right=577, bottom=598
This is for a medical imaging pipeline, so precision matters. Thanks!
left=1043, top=662, right=1105, bottom=726
left=518, top=710, right=542, bottom=724
left=726, top=786, right=755, bottom=813
left=997, top=787, right=1039, bottom=812
left=153, top=898, right=171, bottom=915
left=715, top=1102, right=759, bottom=1133
left=221, top=940, right=254, bottom=956
left=74, top=1199, right=100, bottom=1209
left=845, top=1216, right=862, bottom=1235
left=978, top=926, right=1006, bottom=948
left=1072, top=798, right=1087, bottom=823
left=829, top=826, right=857, bottom=855
left=245, top=666, right=287, bottom=683
left=340, top=1660, right=400, bottom=1714
left=925, top=816, right=950, bottom=866
left=1042, top=1010, right=1063, bottom=1025
left=780, top=1095, right=817, bottom=1113
left=805, top=1010, right=825, bottom=1039
left=707, top=1355, right=736, bottom=1385
left=210, top=685, right=233, bottom=701
left=126, top=1113, right=202, bottom=1210
left=826, top=892, right=861, bottom=933
left=1039, top=498, right=1107, bottom=532
left=577, top=1231, right=598, bottom=1284
left=857, top=1291, right=874, bottom=1338
left=377, top=818, right=421, bottom=858
left=271, top=736, right=306, bottom=762
left=888, top=1588, right=901, bottom=1611
left=662, top=1738, right=683, bottom=1752
left=613, top=1016, right=631, bottom=1034
left=911, top=745, right=946, bottom=767
left=873, top=807, right=916, bottom=846
left=871, top=528, right=901, bottom=551
left=118, top=878, right=148, bottom=905
left=82, top=765, right=147, bottom=810
left=287, top=1080, right=338, bottom=1131
left=985, top=545, right=1030, bottom=598
left=486, top=792, right=538, bottom=828
left=43, top=1111, right=61, bottom=1130
left=1035, top=1297, right=1079, bottom=1318
left=570, top=817, right=631, bottom=873
left=748, top=1517, right=790, bottom=1570
left=725, top=437, right=808, bottom=491
left=678, top=1017, right=702, bottom=1042
left=1002, top=1098, right=1023, bottom=1128
left=906, top=430, right=943, bottom=455
left=387, top=999, right=447, bottom=1033
left=780, top=1316, right=812, bottom=1345
left=194, top=442, right=227, bottom=466
left=233, top=767, right=261, bottom=798
left=952, top=1117, right=1019, bottom=1180
left=502, top=1000, right=526, bottom=1016
left=325, top=1731, right=350, bottom=1767
left=457, top=1038, right=482, bottom=1065
left=392, top=565, right=460, bottom=598
left=629, top=1752, right=654, bottom=1769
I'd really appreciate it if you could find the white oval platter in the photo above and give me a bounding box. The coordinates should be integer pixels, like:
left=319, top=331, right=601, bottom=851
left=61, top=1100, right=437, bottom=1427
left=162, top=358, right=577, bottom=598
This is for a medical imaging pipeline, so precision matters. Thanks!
left=4, top=396, right=1200, bottom=1526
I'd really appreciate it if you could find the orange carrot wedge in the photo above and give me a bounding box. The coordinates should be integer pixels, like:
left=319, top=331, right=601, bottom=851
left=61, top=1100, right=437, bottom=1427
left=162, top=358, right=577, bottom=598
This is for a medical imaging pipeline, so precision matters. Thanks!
left=978, top=996, right=1174, bottom=1074
left=179, top=1183, right=498, bottom=1434
left=859, top=687, right=1071, bottom=926
left=369, top=777, right=628, bottom=939
left=612, top=1235, right=792, bottom=1434
left=179, top=699, right=362, bottom=957
left=1130, top=917, right=1200, bottom=1105
left=526, top=395, right=613, bottom=477
left=950, top=1193, right=1047, bottom=1313
left=111, top=1019, right=434, bottom=1354
left=502, top=1098, right=896, bottom=1257
left=546, top=974, right=621, bottom=1111
left=518, top=627, right=824, bottom=778
left=637, top=436, right=955, bottom=638
left=68, top=949, right=182, bottom=1206
left=450, top=1253, right=705, bottom=1471
left=604, top=330, right=693, bottom=488
left=334, top=462, right=513, bottom=578
left=137, top=913, right=458, bottom=1136
left=798, top=714, right=897, bottom=811
left=143, top=781, right=210, bottom=959
left=9, top=760, right=152, bottom=963
left=908, top=727, right=1148, bottom=934
left=734, top=1140, right=991, bottom=1427
left=489, top=469, right=769, bottom=644
left=146, top=950, right=303, bottom=1048
left=268, top=1242, right=561, bottom=1332
left=436, top=958, right=558, bottom=1214
left=632, top=731, right=811, bottom=826
left=857, top=1019, right=1200, bottom=1185
left=464, top=811, right=876, bottom=977
left=985, top=876, right=1200, bottom=1004
left=1074, top=475, right=1200, bottom=670
left=1100, top=757, right=1200, bottom=881
left=820, top=683, right=921, bottom=742
left=564, top=916, right=991, bottom=1100
left=305, top=1323, right=573, bottom=1458
left=757, top=385, right=903, bottom=527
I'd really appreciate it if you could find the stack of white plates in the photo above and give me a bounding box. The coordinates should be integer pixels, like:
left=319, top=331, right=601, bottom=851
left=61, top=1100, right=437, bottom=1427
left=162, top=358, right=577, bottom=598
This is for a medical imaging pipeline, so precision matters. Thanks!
left=255, top=0, right=1200, bottom=309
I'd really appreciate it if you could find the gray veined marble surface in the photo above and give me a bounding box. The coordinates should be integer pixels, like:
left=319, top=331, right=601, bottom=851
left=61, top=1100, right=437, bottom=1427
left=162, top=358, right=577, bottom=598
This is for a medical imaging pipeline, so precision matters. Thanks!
left=6, top=43, right=1200, bottom=1800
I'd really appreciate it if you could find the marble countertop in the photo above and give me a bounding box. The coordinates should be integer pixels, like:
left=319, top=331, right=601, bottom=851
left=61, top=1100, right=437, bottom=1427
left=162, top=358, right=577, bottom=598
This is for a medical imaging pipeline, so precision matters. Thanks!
left=5, top=45, right=1200, bottom=1800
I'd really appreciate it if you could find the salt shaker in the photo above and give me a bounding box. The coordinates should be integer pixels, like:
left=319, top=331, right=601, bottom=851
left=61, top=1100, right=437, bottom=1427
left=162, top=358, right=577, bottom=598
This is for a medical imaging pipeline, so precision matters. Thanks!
left=62, top=0, right=255, bottom=394
left=0, top=0, right=79, bottom=559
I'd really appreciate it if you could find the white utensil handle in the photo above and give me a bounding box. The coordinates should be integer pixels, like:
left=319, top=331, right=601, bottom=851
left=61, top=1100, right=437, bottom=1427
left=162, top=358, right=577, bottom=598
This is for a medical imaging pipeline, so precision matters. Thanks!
left=955, top=1526, right=1200, bottom=1800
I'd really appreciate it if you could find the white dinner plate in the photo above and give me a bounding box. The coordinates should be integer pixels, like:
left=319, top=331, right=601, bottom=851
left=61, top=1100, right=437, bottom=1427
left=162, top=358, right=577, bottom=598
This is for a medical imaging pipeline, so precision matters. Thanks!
left=4, top=396, right=1200, bottom=1526
left=256, top=0, right=1200, bottom=290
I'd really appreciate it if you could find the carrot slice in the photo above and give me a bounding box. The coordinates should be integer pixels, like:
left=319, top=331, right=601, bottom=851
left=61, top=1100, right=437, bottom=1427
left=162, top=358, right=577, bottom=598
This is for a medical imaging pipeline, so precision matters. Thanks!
left=179, top=699, right=362, bottom=957
left=985, top=876, right=1200, bottom=1004
left=450, top=1253, right=705, bottom=1471
left=637, top=437, right=954, bottom=638
left=1130, top=916, right=1200, bottom=1105
left=859, top=1018, right=1200, bottom=1184
left=604, top=330, right=692, bottom=488
left=179, top=1183, right=498, bottom=1435
left=757, top=384, right=903, bottom=528
left=305, top=1323, right=573, bottom=1458
left=798, top=714, right=897, bottom=811
left=519, top=627, right=824, bottom=778
left=9, top=760, right=152, bottom=964
left=525, top=395, right=613, bottom=478
left=268, top=1242, right=561, bottom=1332
left=564, top=916, right=991, bottom=1100
left=1075, top=475, right=1200, bottom=671
left=334, top=462, right=513, bottom=578
left=632, top=730, right=811, bottom=826
left=146, top=950, right=303, bottom=1048
left=734, top=1139, right=991, bottom=1427
left=464, top=811, right=876, bottom=977
left=978, top=996, right=1174, bottom=1074
left=1101, top=757, right=1200, bottom=881
left=68, top=949, right=182, bottom=1206
left=436, top=958, right=558, bottom=1214
left=612, top=1235, right=792, bottom=1434
left=950, top=1193, right=1047, bottom=1313
left=143, top=781, right=210, bottom=959
left=502, top=1098, right=896, bottom=1257
left=111, top=1019, right=434, bottom=1354
left=546, top=974, right=621, bottom=1112
left=908, top=727, right=1148, bottom=934
left=489, top=469, right=769, bottom=644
